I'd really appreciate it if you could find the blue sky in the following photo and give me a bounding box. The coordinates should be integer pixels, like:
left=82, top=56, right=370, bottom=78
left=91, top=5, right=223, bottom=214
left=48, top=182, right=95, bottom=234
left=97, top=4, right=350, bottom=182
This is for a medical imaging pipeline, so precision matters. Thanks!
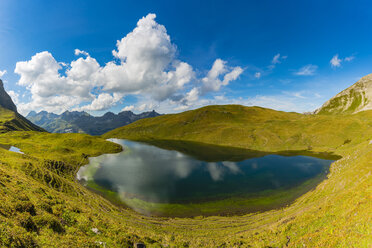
left=0, top=0, right=371, bottom=115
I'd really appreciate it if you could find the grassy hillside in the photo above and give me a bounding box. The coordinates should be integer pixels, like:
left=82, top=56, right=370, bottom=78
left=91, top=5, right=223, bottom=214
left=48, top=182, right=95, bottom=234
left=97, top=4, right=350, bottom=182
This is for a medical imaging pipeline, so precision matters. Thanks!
left=0, top=105, right=370, bottom=247
left=316, top=73, right=372, bottom=115
left=104, top=105, right=372, bottom=153
left=102, top=105, right=371, bottom=246
left=0, top=106, right=44, bottom=133
left=316, top=88, right=366, bottom=115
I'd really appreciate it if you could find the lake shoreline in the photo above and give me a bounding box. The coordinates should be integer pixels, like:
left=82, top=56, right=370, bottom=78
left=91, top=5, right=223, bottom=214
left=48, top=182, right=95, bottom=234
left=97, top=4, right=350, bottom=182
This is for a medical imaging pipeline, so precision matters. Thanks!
left=77, top=138, right=337, bottom=218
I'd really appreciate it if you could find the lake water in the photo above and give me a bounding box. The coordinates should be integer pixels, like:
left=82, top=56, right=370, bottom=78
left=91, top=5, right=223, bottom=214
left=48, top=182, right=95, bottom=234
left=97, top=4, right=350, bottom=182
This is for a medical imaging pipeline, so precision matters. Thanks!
left=0, top=144, right=24, bottom=154
left=77, top=139, right=337, bottom=217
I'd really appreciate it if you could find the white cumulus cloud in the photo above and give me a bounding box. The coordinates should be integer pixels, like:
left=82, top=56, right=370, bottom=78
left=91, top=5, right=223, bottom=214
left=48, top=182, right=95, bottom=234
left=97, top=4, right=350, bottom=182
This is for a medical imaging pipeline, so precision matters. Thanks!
left=14, top=51, right=100, bottom=113
left=14, top=13, right=243, bottom=115
left=202, top=59, right=243, bottom=93
left=78, top=93, right=123, bottom=111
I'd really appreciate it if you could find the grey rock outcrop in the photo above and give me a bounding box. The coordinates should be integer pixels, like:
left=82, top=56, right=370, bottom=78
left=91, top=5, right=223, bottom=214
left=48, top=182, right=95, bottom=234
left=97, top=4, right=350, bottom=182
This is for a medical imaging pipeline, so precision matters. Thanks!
left=0, top=79, right=17, bottom=112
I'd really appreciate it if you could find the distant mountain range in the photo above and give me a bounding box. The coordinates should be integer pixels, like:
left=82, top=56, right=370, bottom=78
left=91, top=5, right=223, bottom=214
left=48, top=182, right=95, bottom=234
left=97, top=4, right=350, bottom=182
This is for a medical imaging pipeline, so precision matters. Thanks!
left=26, top=109, right=161, bottom=135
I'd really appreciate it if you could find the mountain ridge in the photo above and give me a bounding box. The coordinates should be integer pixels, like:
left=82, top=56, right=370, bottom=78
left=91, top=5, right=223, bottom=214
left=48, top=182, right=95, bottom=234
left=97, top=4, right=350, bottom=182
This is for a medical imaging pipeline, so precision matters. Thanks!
left=0, top=79, right=44, bottom=133
left=316, top=73, right=372, bottom=114
left=27, top=109, right=161, bottom=135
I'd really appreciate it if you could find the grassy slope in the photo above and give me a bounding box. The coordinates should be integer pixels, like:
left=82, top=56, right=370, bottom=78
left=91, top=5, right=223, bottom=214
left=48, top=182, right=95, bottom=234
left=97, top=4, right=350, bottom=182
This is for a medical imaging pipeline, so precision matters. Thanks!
left=315, top=74, right=372, bottom=115
left=104, top=105, right=370, bottom=152
left=316, top=88, right=366, bottom=115
left=102, top=105, right=371, bottom=247
left=42, top=118, right=82, bottom=133
left=0, top=106, right=44, bottom=133
left=0, top=105, right=370, bottom=247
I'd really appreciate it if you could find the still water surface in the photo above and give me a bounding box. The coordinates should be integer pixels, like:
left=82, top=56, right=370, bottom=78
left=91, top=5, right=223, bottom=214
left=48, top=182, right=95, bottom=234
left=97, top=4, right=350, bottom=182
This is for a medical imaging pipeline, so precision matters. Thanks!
left=0, top=144, right=24, bottom=154
left=77, top=139, right=336, bottom=216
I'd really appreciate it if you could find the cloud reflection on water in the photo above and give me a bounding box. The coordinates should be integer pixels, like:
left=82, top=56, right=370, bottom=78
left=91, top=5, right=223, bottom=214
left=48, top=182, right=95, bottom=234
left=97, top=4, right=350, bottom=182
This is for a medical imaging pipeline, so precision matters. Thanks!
left=78, top=139, right=332, bottom=206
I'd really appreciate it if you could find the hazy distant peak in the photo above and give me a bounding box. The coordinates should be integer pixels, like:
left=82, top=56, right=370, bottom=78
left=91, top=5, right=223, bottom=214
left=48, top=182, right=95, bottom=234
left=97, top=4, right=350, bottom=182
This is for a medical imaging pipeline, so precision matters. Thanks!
left=103, top=111, right=115, bottom=117
left=27, top=109, right=161, bottom=135
left=27, top=110, right=37, bottom=117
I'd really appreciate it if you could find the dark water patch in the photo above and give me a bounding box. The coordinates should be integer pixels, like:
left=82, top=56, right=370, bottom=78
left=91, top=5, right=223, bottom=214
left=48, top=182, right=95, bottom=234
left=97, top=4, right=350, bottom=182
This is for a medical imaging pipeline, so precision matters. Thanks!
left=136, top=139, right=341, bottom=161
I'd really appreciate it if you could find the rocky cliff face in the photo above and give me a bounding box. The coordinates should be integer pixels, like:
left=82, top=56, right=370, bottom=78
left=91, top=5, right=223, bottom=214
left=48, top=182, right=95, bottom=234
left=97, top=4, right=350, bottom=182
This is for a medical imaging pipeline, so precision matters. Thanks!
left=316, top=73, right=372, bottom=115
left=0, top=79, right=17, bottom=112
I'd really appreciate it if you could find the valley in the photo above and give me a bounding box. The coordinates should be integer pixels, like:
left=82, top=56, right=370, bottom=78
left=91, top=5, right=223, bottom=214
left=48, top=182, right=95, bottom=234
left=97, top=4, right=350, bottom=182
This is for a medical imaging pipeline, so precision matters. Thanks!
left=0, top=76, right=370, bottom=247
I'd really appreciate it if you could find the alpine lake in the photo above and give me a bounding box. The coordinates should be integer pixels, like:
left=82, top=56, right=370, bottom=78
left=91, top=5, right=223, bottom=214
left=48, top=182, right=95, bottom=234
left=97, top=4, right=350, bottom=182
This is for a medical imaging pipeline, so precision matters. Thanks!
left=77, top=139, right=340, bottom=217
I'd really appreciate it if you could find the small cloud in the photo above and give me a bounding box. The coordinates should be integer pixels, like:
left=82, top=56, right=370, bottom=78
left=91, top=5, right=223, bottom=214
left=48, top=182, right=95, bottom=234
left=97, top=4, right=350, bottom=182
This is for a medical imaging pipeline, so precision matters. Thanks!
left=330, top=54, right=342, bottom=68
left=74, top=49, right=89, bottom=56
left=344, top=55, right=355, bottom=62
left=294, top=64, right=318, bottom=76
left=137, top=102, right=156, bottom=112
left=293, top=92, right=306, bottom=99
left=201, top=59, right=243, bottom=93
left=283, top=91, right=306, bottom=99
left=214, top=95, right=226, bottom=101
left=0, top=70, right=7, bottom=77
left=122, top=105, right=134, bottom=111
left=255, top=53, right=287, bottom=79
left=330, top=54, right=355, bottom=68
left=271, top=53, right=287, bottom=65
left=272, top=54, right=281, bottom=64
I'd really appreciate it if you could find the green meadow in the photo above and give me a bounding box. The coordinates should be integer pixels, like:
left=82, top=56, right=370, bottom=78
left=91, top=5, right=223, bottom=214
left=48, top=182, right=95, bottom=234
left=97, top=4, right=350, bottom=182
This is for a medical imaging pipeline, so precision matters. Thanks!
left=0, top=105, right=370, bottom=247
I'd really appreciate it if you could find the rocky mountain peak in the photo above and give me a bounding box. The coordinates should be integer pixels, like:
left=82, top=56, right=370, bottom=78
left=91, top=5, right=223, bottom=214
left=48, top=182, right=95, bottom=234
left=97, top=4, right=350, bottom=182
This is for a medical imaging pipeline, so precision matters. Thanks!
left=0, top=79, right=18, bottom=113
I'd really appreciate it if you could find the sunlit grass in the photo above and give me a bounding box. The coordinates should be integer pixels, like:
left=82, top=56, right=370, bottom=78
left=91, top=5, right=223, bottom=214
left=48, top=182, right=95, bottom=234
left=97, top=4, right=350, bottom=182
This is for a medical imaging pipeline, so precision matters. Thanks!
left=0, top=105, right=370, bottom=247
